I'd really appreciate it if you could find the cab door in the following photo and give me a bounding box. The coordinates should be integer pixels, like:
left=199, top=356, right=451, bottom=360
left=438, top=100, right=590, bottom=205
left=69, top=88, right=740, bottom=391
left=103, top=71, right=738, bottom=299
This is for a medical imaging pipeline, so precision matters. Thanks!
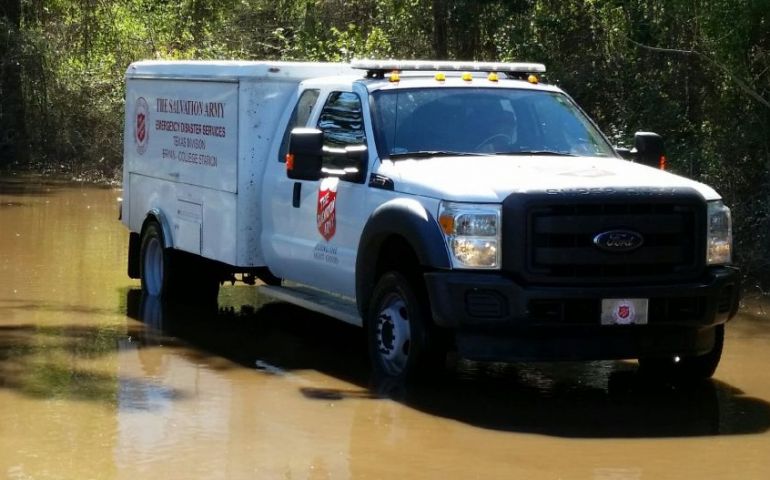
left=266, top=87, right=371, bottom=298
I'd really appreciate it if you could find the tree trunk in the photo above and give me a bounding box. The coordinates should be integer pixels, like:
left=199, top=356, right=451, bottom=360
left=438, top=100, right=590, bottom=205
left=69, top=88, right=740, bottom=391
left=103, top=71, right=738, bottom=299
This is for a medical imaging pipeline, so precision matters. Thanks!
left=432, top=0, right=448, bottom=59
left=0, top=0, right=28, bottom=167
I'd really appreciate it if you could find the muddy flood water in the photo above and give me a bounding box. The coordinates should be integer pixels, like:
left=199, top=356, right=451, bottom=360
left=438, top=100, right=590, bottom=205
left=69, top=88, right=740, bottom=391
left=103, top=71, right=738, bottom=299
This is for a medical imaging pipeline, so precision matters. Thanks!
left=2, top=176, right=770, bottom=479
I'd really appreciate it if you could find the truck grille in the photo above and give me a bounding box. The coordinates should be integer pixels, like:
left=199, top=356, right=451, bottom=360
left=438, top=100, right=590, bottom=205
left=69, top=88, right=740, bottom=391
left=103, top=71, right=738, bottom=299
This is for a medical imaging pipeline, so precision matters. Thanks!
left=502, top=190, right=706, bottom=284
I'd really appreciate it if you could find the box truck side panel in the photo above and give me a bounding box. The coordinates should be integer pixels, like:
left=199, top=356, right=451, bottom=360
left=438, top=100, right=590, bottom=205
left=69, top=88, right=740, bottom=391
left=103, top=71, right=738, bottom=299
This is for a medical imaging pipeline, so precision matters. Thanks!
left=124, top=79, right=239, bottom=193
left=200, top=187, right=237, bottom=264
left=128, top=173, right=237, bottom=265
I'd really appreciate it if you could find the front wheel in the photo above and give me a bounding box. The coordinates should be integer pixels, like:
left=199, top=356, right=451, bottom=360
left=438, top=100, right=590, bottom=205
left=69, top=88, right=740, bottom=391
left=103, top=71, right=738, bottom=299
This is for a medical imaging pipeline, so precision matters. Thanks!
left=638, top=325, right=725, bottom=380
left=367, top=272, right=442, bottom=381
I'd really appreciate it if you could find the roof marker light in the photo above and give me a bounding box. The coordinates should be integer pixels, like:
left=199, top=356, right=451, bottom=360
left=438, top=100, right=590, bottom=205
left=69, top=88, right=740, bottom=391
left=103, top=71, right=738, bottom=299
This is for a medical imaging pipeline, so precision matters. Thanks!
left=488, top=72, right=499, bottom=82
left=389, top=71, right=400, bottom=83
left=462, top=72, right=473, bottom=82
left=435, top=72, right=446, bottom=82
left=528, top=74, right=539, bottom=84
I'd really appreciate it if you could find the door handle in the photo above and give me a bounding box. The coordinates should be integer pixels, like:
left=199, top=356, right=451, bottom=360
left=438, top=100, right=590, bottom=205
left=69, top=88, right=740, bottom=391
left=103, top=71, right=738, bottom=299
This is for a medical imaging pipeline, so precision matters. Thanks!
left=292, top=182, right=301, bottom=208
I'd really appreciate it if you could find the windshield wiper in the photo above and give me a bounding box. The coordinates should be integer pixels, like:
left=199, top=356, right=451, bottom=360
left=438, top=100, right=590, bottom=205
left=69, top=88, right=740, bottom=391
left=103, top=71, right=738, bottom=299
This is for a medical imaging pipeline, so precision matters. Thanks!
left=388, top=150, right=492, bottom=159
left=496, top=150, right=577, bottom=157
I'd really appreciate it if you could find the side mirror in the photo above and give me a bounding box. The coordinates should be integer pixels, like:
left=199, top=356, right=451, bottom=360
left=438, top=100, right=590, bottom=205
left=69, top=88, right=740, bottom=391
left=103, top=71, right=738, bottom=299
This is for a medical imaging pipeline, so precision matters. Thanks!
left=633, top=131, right=666, bottom=169
left=287, top=128, right=323, bottom=180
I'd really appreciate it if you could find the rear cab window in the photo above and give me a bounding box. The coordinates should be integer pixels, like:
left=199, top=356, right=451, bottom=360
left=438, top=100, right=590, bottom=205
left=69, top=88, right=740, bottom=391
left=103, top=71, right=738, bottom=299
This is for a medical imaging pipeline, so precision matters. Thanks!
left=278, top=89, right=320, bottom=162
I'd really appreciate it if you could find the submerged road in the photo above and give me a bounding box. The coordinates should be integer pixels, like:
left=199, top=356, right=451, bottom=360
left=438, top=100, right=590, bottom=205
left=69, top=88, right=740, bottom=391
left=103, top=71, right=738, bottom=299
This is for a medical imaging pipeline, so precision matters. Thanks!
left=1, top=176, right=769, bottom=479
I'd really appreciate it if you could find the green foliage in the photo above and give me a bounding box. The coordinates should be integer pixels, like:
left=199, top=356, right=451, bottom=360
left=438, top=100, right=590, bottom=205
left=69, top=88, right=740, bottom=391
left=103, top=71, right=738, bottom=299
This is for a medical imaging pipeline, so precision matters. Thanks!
left=2, top=0, right=769, bottom=283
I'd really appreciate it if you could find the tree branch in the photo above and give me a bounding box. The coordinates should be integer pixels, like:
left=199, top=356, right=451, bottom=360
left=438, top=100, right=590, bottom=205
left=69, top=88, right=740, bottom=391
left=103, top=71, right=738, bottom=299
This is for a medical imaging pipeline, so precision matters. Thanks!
left=626, top=37, right=770, bottom=109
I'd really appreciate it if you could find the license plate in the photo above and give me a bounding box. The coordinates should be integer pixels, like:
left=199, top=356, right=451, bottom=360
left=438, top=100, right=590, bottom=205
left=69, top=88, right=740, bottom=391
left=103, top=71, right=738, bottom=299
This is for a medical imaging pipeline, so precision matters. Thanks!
left=601, top=298, right=649, bottom=325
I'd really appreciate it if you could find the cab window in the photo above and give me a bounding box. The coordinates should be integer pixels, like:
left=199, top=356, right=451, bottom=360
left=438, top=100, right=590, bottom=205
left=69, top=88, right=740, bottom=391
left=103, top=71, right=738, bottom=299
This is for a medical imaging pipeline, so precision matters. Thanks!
left=317, top=91, right=367, bottom=182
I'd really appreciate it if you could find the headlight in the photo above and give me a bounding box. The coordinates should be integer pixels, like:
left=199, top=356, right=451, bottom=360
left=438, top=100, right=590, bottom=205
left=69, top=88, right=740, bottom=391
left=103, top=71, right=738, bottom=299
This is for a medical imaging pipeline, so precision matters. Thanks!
left=438, top=202, right=501, bottom=269
left=707, top=201, right=732, bottom=265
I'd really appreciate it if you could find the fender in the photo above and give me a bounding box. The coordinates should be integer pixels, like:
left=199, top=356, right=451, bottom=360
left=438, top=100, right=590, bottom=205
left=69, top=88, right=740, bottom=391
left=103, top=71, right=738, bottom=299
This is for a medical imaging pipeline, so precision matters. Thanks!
left=142, top=207, right=174, bottom=249
left=356, top=198, right=450, bottom=315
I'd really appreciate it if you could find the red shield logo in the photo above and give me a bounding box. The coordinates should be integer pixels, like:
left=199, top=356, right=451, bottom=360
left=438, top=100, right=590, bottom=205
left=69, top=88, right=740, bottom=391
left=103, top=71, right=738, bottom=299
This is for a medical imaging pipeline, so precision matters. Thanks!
left=317, top=179, right=338, bottom=241
left=618, top=305, right=630, bottom=319
left=134, top=97, right=149, bottom=155
left=137, top=113, right=146, bottom=142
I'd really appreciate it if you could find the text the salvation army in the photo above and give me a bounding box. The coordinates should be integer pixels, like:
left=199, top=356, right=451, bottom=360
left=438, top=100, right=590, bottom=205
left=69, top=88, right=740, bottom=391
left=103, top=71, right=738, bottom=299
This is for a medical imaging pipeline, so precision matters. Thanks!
left=156, top=98, right=225, bottom=118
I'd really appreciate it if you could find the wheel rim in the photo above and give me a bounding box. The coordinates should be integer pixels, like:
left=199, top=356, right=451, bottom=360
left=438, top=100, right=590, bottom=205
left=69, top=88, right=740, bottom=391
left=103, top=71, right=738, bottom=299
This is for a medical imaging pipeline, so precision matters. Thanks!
left=375, top=292, right=411, bottom=376
left=143, top=236, right=164, bottom=296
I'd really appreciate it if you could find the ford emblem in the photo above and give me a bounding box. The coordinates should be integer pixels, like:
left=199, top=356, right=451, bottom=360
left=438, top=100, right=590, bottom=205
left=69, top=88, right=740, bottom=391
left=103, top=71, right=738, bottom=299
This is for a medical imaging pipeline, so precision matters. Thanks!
left=593, top=230, right=644, bottom=252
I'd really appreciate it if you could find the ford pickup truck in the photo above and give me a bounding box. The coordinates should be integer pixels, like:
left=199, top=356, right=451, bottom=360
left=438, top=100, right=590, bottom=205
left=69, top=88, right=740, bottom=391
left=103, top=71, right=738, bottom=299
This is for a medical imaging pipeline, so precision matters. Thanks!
left=121, top=59, right=739, bottom=381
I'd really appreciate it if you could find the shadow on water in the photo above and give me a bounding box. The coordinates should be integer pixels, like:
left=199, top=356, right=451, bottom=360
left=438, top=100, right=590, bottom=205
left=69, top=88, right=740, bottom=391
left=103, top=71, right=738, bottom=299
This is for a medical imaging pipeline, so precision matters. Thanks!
left=391, top=365, right=768, bottom=438
left=125, top=289, right=770, bottom=439
left=124, top=289, right=370, bottom=383
left=0, top=319, right=189, bottom=406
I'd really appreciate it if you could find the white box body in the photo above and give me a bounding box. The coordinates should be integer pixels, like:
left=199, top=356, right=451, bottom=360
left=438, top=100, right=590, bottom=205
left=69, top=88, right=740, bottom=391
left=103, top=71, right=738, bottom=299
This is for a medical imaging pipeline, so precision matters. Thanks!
left=121, top=61, right=353, bottom=267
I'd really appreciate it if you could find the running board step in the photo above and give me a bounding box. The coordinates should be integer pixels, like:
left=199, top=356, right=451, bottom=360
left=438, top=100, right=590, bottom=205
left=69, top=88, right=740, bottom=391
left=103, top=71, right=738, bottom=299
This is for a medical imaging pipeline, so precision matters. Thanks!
left=258, top=285, right=363, bottom=327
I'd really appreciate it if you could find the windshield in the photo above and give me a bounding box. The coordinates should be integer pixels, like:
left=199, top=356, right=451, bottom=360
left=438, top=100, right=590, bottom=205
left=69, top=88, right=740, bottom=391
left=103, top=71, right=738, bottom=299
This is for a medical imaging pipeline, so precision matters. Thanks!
left=370, top=87, right=615, bottom=158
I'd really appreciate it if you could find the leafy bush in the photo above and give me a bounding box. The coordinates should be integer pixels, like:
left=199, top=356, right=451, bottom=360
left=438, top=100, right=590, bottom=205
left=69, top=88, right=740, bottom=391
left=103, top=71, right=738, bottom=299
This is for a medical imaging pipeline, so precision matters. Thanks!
left=2, top=0, right=768, bottom=285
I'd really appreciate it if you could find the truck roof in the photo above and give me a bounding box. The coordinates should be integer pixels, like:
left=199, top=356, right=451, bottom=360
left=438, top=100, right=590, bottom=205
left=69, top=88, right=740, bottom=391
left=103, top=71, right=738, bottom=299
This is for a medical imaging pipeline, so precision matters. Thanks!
left=125, top=60, right=559, bottom=94
left=125, top=60, right=354, bottom=82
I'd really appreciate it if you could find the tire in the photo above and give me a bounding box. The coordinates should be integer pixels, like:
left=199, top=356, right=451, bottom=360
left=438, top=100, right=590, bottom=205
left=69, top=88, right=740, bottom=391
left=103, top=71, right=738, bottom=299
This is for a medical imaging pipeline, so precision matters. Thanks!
left=638, top=324, right=724, bottom=380
left=367, top=271, right=443, bottom=382
left=140, top=222, right=172, bottom=298
left=140, top=221, right=220, bottom=304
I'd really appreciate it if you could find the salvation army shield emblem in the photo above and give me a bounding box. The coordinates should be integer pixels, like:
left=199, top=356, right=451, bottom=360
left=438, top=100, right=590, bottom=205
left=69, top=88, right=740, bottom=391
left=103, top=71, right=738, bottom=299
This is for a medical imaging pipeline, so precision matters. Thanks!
left=613, top=301, right=635, bottom=325
left=135, top=97, right=149, bottom=155
left=317, top=178, right=339, bottom=241
left=601, top=298, right=648, bottom=325
left=137, top=113, right=146, bottom=141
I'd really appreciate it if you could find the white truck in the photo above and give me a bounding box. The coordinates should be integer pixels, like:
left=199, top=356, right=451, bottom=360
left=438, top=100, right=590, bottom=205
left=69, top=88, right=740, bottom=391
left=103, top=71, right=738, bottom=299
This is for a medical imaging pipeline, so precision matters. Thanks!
left=121, top=59, right=739, bottom=381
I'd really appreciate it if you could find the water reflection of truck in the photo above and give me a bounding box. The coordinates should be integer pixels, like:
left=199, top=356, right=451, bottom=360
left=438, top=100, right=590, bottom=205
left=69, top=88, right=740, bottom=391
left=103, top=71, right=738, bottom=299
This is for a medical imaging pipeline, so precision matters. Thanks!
left=120, top=60, right=739, bottom=381
left=119, top=293, right=355, bottom=479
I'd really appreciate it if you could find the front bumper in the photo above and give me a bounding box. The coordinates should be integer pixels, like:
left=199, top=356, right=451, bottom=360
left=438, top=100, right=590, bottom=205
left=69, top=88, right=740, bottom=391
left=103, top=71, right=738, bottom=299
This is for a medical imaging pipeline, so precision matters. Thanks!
left=424, top=266, right=740, bottom=361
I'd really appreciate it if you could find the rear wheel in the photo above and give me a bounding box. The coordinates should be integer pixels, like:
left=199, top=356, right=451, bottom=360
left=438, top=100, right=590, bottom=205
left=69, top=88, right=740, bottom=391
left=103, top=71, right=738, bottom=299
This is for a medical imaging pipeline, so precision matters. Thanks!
left=638, top=325, right=724, bottom=380
left=140, top=222, right=171, bottom=298
left=140, top=221, right=219, bottom=304
left=367, top=271, right=443, bottom=382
